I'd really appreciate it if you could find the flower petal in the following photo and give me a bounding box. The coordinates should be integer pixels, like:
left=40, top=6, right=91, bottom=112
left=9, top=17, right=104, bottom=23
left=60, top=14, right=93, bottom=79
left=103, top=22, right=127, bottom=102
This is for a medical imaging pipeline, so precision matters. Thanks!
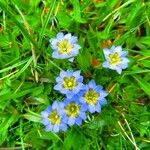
left=53, top=125, right=60, bottom=133
left=76, top=117, right=82, bottom=126
left=99, top=98, right=107, bottom=105
left=88, top=105, right=96, bottom=113
left=57, top=32, right=64, bottom=40
left=68, top=117, right=75, bottom=126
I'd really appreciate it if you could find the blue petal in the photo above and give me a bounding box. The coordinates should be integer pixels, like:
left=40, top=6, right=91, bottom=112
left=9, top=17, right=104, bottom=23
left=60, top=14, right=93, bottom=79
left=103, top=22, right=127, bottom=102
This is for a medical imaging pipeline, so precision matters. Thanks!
left=62, top=116, right=68, bottom=123
left=61, top=88, right=68, bottom=94
left=53, top=125, right=60, bottom=133
left=88, top=80, right=96, bottom=89
left=103, top=48, right=110, bottom=58
left=69, top=96, right=80, bottom=104
left=64, top=98, right=70, bottom=104
left=76, top=83, right=84, bottom=90
left=121, top=58, right=129, bottom=69
left=41, top=111, right=49, bottom=118
left=79, top=97, right=86, bottom=104
left=70, top=36, right=78, bottom=43
left=68, top=57, right=74, bottom=62
left=109, top=64, right=118, bottom=70
left=52, top=101, right=59, bottom=110
left=56, top=77, right=63, bottom=82
left=68, top=117, right=75, bottom=126
left=81, top=103, right=88, bottom=111
left=88, top=105, right=96, bottom=113
left=50, top=39, right=58, bottom=49
left=79, top=112, right=87, bottom=120
left=71, top=48, right=79, bottom=56
left=77, top=76, right=83, bottom=82
left=121, top=51, right=128, bottom=57
left=94, top=85, right=103, bottom=92
left=100, top=90, right=108, bottom=99
left=66, top=92, right=75, bottom=99
left=54, top=83, right=62, bottom=91
left=60, top=70, right=67, bottom=78
left=73, top=44, right=81, bottom=50
left=60, top=124, right=68, bottom=131
left=102, top=61, right=110, bottom=68
left=52, top=51, right=61, bottom=59
left=73, top=86, right=81, bottom=94
left=121, top=62, right=128, bottom=69
left=84, top=84, right=90, bottom=91
left=76, top=117, right=82, bottom=126
left=123, top=57, right=130, bottom=63
left=73, top=70, right=81, bottom=78
left=58, top=102, right=64, bottom=109
left=99, top=98, right=107, bottom=105
left=64, top=33, right=72, bottom=39
left=45, top=106, right=52, bottom=113
left=42, top=118, right=49, bottom=125
left=116, top=67, right=122, bottom=74
left=49, top=37, right=55, bottom=43
left=58, top=109, right=65, bottom=116
left=66, top=70, right=73, bottom=76
left=77, top=90, right=85, bottom=97
left=114, top=46, right=122, bottom=53
left=45, top=124, right=52, bottom=132
left=111, top=45, right=116, bottom=51
left=57, top=32, right=64, bottom=40
left=95, top=103, right=101, bottom=113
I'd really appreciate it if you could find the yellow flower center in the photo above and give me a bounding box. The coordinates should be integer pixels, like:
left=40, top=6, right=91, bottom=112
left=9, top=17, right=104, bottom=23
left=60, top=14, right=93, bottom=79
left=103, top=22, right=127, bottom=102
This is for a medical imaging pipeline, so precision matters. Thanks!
left=58, top=39, right=73, bottom=54
left=84, top=89, right=99, bottom=105
left=63, top=77, right=77, bottom=90
left=109, top=52, right=122, bottom=65
left=48, top=110, right=61, bottom=125
left=65, top=102, right=80, bottom=117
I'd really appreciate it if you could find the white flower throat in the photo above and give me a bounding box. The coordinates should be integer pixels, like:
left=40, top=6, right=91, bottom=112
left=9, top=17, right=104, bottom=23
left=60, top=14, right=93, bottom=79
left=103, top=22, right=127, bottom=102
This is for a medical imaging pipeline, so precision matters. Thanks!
left=109, top=52, right=122, bottom=65
left=58, top=39, right=73, bottom=54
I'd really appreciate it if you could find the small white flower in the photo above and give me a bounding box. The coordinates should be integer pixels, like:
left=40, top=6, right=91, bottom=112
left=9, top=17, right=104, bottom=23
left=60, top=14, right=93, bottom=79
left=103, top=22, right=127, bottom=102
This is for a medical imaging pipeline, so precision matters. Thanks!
left=50, top=32, right=81, bottom=60
left=102, top=46, right=130, bottom=74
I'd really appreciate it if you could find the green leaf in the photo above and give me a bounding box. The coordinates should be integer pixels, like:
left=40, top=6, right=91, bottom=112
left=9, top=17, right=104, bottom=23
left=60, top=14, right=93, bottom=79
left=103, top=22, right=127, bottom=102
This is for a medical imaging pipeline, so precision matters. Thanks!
left=133, top=75, right=150, bottom=97
left=0, top=1, right=38, bottom=49
left=140, top=60, right=150, bottom=68
left=57, top=12, right=72, bottom=28
left=63, top=128, right=86, bottom=150
left=23, top=111, right=42, bottom=122
left=70, top=0, right=85, bottom=23
left=77, top=51, right=92, bottom=72
left=0, top=86, right=44, bottom=101
left=0, top=114, right=19, bottom=144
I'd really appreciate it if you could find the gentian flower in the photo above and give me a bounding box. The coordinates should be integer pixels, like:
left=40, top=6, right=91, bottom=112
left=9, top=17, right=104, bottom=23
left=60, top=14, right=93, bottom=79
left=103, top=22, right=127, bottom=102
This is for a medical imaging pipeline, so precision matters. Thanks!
left=50, top=32, right=81, bottom=60
left=54, top=70, right=83, bottom=98
left=41, top=101, right=67, bottom=133
left=102, top=46, right=130, bottom=74
left=63, top=95, right=87, bottom=126
left=79, top=80, right=108, bottom=113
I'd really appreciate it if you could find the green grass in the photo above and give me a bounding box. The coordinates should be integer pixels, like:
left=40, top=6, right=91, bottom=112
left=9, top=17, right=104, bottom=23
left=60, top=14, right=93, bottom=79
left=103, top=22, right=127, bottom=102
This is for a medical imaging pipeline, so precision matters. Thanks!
left=0, top=0, right=150, bottom=149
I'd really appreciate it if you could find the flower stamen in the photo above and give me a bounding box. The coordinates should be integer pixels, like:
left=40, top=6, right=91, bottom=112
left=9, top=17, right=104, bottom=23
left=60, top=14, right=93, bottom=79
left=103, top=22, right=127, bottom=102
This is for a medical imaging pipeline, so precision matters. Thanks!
left=48, top=110, right=61, bottom=125
left=109, top=52, right=122, bottom=65
left=66, top=102, right=80, bottom=117
left=84, top=89, right=99, bottom=105
left=58, top=39, right=73, bottom=54
left=63, top=77, right=77, bottom=90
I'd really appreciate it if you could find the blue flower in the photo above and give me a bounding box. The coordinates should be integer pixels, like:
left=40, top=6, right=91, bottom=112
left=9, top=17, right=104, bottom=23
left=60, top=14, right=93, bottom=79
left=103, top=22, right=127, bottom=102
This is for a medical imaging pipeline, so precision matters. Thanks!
left=63, top=95, right=87, bottom=126
left=79, top=80, right=108, bottom=113
left=50, top=32, right=81, bottom=59
left=102, top=46, right=130, bottom=74
left=41, top=101, right=67, bottom=133
left=54, top=70, right=84, bottom=98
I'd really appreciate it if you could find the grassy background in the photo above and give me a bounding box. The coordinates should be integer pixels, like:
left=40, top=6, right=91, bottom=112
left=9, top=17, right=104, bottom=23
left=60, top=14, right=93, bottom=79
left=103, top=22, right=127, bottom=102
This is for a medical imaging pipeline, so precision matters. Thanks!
left=0, top=0, right=150, bottom=149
